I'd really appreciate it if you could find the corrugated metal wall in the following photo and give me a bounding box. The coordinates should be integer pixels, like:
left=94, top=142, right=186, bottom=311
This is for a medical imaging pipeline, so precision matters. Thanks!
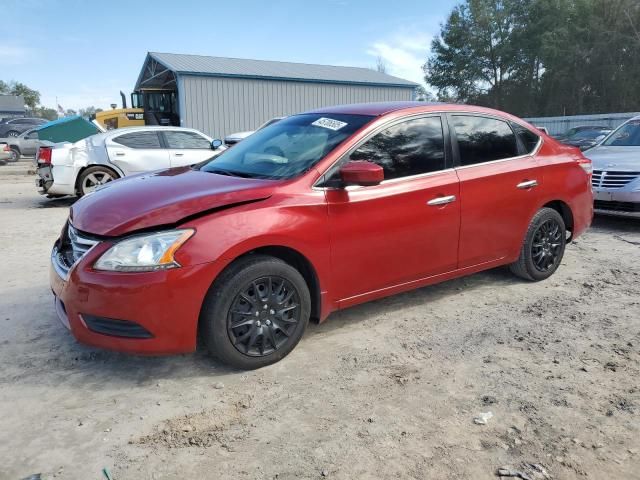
left=524, top=112, right=640, bottom=136
left=180, top=75, right=414, bottom=138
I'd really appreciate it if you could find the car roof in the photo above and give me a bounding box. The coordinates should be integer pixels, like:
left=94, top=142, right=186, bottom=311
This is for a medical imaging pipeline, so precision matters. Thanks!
left=89, top=126, right=209, bottom=143
left=305, top=101, right=530, bottom=120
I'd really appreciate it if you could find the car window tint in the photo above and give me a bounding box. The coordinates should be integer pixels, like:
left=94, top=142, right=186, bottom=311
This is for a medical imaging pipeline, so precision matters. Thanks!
left=164, top=131, right=211, bottom=149
left=113, top=131, right=161, bottom=149
left=511, top=123, right=540, bottom=154
left=349, top=116, right=446, bottom=180
left=24, top=131, right=38, bottom=139
left=452, top=115, right=519, bottom=165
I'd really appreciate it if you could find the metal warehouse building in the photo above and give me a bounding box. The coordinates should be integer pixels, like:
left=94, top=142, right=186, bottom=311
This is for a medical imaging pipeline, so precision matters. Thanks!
left=134, top=52, right=418, bottom=139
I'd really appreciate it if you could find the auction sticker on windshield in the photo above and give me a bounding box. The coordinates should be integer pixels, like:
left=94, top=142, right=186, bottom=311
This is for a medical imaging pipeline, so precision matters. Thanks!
left=312, top=117, right=348, bottom=131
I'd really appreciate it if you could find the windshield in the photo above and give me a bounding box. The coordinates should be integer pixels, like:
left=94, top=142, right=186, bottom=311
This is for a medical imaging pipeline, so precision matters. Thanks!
left=199, top=113, right=373, bottom=179
left=570, top=129, right=608, bottom=140
left=603, top=119, right=640, bottom=146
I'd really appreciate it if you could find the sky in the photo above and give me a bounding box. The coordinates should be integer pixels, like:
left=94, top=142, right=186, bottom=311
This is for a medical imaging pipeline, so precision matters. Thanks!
left=1, top=0, right=458, bottom=111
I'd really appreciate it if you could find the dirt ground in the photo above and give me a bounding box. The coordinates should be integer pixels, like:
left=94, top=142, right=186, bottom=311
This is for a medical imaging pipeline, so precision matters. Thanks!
left=1, top=164, right=639, bottom=480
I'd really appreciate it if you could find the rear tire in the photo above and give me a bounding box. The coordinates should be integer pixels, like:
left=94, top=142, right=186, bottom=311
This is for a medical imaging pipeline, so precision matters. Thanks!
left=200, top=254, right=310, bottom=369
left=510, top=207, right=566, bottom=281
left=77, top=166, right=117, bottom=196
left=9, top=147, right=20, bottom=162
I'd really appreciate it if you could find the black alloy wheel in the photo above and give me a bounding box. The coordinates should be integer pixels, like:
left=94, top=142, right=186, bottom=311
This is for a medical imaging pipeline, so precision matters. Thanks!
left=227, top=276, right=301, bottom=357
left=531, top=218, right=563, bottom=272
left=510, top=207, right=566, bottom=281
left=201, top=254, right=310, bottom=369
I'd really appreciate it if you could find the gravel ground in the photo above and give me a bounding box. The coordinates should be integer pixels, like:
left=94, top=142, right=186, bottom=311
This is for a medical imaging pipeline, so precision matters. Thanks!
left=1, top=167, right=638, bottom=480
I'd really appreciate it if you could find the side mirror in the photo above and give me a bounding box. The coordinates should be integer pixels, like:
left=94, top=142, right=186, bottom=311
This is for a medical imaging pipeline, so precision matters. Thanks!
left=339, top=160, right=384, bottom=186
left=211, top=139, right=223, bottom=150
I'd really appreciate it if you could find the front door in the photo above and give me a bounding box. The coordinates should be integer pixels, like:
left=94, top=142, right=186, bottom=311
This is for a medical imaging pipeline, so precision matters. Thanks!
left=448, top=114, right=542, bottom=268
left=324, top=115, right=461, bottom=304
left=163, top=130, right=215, bottom=167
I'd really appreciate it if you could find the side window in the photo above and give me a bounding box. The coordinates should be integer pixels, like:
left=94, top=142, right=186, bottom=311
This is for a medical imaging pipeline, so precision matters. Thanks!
left=452, top=115, right=519, bottom=166
left=164, top=131, right=211, bottom=149
left=349, top=116, right=446, bottom=180
left=113, top=131, right=161, bottom=149
left=24, top=130, right=38, bottom=140
left=511, top=123, right=540, bottom=154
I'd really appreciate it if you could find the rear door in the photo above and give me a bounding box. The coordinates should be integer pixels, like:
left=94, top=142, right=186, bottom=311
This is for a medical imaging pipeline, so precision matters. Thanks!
left=106, top=130, right=169, bottom=174
left=448, top=114, right=542, bottom=268
left=162, top=130, right=214, bottom=167
left=325, top=114, right=460, bottom=304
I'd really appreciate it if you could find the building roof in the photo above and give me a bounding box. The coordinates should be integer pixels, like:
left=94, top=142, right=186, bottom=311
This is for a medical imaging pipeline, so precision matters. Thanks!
left=0, top=95, right=26, bottom=115
left=140, top=52, right=418, bottom=89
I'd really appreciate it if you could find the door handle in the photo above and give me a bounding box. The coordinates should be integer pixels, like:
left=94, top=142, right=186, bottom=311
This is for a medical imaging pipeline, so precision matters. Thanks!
left=427, top=195, right=456, bottom=206
left=174, top=153, right=184, bottom=157
left=115, top=152, right=125, bottom=157
left=517, top=180, right=538, bottom=189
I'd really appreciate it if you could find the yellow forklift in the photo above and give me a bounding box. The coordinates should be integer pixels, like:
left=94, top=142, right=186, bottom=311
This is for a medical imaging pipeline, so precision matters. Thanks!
left=94, top=90, right=179, bottom=130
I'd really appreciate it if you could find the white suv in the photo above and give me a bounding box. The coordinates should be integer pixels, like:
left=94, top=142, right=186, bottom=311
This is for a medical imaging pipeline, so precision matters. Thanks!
left=35, top=126, right=225, bottom=197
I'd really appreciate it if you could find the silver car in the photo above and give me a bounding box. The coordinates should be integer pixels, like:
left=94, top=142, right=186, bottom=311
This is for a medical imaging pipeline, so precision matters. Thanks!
left=0, top=128, right=42, bottom=161
left=584, top=116, right=640, bottom=218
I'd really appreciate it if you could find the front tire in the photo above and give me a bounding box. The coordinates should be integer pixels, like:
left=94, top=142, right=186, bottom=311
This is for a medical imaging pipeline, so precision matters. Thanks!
left=510, top=208, right=566, bottom=281
left=201, top=255, right=310, bottom=369
left=6, top=130, right=19, bottom=137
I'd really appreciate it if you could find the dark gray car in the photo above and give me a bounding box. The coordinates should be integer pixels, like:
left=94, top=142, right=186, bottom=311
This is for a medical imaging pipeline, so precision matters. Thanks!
left=0, top=117, right=47, bottom=137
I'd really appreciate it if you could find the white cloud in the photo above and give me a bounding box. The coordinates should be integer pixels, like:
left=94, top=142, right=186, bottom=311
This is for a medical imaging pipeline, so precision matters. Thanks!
left=0, top=45, right=33, bottom=65
left=367, top=31, right=432, bottom=85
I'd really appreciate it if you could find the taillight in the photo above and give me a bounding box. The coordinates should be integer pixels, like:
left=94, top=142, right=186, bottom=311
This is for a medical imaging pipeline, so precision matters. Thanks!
left=37, top=146, right=52, bottom=164
left=577, top=156, right=592, bottom=174
left=2, top=144, right=9, bottom=152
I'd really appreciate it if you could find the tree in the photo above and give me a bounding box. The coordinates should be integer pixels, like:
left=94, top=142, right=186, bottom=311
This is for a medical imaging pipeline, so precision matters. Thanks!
left=414, top=85, right=436, bottom=102
left=376, top=56, right=388, bottom=74
left=78, top=106, right=103, bottom=118
left=33, top=107, right=57, bottom=121
left=8, top=82, right=40, bottom=109
left=424, top=0, right=640, bottom=116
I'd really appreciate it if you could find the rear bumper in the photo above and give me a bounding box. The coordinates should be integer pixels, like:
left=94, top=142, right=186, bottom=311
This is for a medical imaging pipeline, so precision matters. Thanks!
left=50, top=242, right=223, bottom=355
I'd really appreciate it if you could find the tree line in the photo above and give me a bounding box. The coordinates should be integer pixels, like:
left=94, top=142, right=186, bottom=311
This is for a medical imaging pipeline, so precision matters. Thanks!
left=1, top=80, right=102, bottom=120
left=424, top=0, right=640, bottom=117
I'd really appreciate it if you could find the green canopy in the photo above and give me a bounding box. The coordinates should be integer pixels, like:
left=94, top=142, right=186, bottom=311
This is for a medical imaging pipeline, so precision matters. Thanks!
left=35, top=115, right=100, bottom=143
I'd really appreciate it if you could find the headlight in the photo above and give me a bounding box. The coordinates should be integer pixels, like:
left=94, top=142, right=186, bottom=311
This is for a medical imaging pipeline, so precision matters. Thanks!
left=94, top=229, right=194, bottom=272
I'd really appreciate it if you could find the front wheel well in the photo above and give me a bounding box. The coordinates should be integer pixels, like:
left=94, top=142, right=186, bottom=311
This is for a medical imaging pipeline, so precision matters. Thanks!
left=228, top=246, right=321, bottom=323
left=543, top=200, right=574, bottom=240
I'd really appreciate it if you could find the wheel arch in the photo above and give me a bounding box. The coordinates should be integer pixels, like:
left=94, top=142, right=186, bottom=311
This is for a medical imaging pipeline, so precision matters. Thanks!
left=226, top=246, right=322, bottom=323
left=74, top=164, right=122, bottom=194
left=542, top=200, right=574, bottom=240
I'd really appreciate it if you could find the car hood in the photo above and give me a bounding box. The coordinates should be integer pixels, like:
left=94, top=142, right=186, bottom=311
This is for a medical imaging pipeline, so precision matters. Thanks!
left=70, top=167, right=278, bottom=236
left=583, top=146, right=640, bottom=170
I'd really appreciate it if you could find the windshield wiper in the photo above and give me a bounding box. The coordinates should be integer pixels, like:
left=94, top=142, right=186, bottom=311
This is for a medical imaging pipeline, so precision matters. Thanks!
left=206, top=168, right=256, bottom=179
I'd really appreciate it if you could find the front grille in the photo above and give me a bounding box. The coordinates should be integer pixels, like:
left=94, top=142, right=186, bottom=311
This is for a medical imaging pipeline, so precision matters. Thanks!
left=82, top=314, right=153, bottom=338
left=592, top=170, right=640, bottom=189
left=594, top=200, right=640, bottom=213
left=52, top=223, right=100, bottom=278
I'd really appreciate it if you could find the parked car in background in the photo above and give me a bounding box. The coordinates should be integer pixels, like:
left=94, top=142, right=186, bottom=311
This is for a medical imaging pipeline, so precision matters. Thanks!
left=584, top=116, right=640, bottom=218
left=553, top=125, right=609, bottom=142
left=0, top=117, right=47, bottom=137
left=36, top=126, right=225, bottom=197
left=49, top=102, right=593, bottom=369
left=2, top=128, right=42, bottom=161
left=560, top=127, right=612, bottom=151
left=0, top=142, right=11, bottom=164
left=534, top=125, right=549, bottom=134
left=224, top=117, right=284, bottom=146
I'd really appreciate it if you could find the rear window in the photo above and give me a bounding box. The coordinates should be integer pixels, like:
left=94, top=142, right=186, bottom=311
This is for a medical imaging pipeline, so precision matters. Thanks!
left=113, top=131, right=162, bottom=149
left=452, top=115, right=519, bottom=166
left=511, top=123, right=540, bottom=154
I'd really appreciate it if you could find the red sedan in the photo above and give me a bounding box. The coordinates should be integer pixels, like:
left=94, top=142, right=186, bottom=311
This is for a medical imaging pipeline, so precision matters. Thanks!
left=50, top=102, right=593, bottom=369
